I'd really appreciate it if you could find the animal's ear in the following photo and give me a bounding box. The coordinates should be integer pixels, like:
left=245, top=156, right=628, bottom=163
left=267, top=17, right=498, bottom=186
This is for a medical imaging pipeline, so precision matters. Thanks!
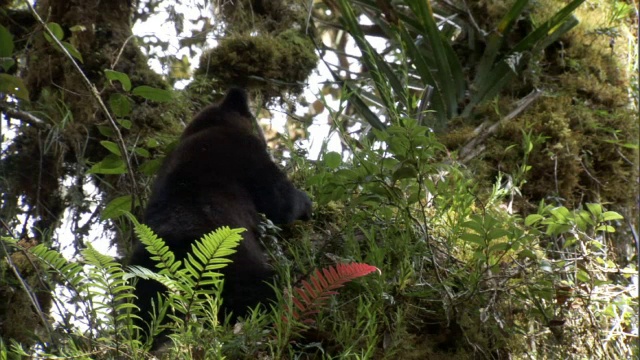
left=220, top=88, right=252, bottom=117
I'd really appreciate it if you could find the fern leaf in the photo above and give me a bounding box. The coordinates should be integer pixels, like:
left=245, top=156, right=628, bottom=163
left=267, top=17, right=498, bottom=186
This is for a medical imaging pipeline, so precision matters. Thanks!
left=284, top=262, right=379, bottom=325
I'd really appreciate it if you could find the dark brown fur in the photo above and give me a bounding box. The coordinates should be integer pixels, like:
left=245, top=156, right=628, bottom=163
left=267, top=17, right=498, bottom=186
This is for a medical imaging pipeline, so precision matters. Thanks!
left=130, top=89, right=311, bottom=340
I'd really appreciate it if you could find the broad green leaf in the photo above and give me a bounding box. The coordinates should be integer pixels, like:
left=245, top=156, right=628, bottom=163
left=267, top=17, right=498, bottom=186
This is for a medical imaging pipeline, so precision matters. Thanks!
left=109, top=93, right=132, bottom=117
left=139, top=158, right=163, bottom=175
left=100, top=140, right=121, bottom=156
left=0, top=25, right=14, bottom=72
left=132, top=85, right=172, bottom=102
left=586, top=203, right=602, bottom=217
left=488, top=243, right=511, bottom=253
left=576, top=268, right=590, bottom=283
left=392, top=164, right=418, bottom=181
left=323, top=152, right=342, bottom=169
left=104, top=69, right=132, bottom=91
left=0, top=25, right=13, bottom=55
left=134, top=147, right=150, bottom=158
left=118, top=119, right=132, bottom=129
left=62, top=41, right=83, bottom=63
left=88, top=156, right=126, bottom=174
left=102, top=195, right=133, bottom=220
left=487, top=228, right=510, bottom=241
left=525, top=214, right=544, bottom=226
left=45, top=22, right=64, bottom=41
left=460, top=233, right=485, bottom=245
left=595, top=225, right=615, bottom=233
left=602, top=211, right=623, bottom=221
left=0, top=74, right=29, bottom=101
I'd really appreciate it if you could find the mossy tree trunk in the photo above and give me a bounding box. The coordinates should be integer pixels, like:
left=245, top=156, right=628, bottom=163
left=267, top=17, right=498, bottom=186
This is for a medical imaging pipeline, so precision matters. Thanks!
left=0, top=0, right=178, bottom=345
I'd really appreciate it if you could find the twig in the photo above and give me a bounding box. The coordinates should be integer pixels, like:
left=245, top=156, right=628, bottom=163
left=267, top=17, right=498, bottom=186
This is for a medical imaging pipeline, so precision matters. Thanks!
left=0, top=220, right=55, bottom=343
left=23, top=1, right=138, bottom=201
left=0, top=104, right=49, bottom=128
left=459, top=89, right=542, bottom=163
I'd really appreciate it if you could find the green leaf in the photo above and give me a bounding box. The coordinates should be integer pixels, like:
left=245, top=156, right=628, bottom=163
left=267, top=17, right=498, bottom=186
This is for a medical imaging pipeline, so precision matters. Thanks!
left=62, top=41, right=83, bottom=63
left=0, top=25, right=15, bottom=71
left=104, top=69, right=132, bottom=91
left=323, top=152, right=342, bottom=169
left=576, top=268, right=590, bottom=283
left=101, top=195, right=133, bottom=220
left=134, top=147, right=150, bottom=158
left=100, top=140, right=122, bottom=156
left=109, top=93, right=132, bottom=117
left=45, top=22, right=64, bottom=41
left=488, top=242, right=511, bottom=253
left=0, top=25, right=14, bottom=56
left=132, top=85, right=172, bottom=102
left=525, top=214, right=544, bottom=226
left=88, top=155, right=126, bottom=174
left=392, top=164, right=418, bottom=182
left=595, top=225, right=615, bottom=233
left=406, top=1, right=461, bottom=120
left=118, top=119, right=132, bottom=129
left=586, top=203, right=602, bottom=217
left=460, top=233, right=485, bottom=245
left=139, top=158, right=163, bottom=176
left=0, top=74, right=29, bottom=101
left=602, top=211, right=623, bottom=221
left=487, top=228, right=510, bottom=241
left=337, top=0, right=408, bottom=115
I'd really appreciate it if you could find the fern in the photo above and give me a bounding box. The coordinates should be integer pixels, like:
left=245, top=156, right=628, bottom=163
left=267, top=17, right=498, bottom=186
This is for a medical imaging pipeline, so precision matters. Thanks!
left=82, top=245, right=138, bottom=348
left=285, top=263, right=380, bottom=325
left=178, top=227, right=244, bottom=318
left=129, top=224, right=245, bottom=327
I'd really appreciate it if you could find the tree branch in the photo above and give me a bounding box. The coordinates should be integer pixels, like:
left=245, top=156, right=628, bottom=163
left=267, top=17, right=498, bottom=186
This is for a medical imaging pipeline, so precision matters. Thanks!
left=459, top=89, right=542, bottom=163
left=0, top=104, right=49, bottom=129
left=24, top=0, right=138, bottom=203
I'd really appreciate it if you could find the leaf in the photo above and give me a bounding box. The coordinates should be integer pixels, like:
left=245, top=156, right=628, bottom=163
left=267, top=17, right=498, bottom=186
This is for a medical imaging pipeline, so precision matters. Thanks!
left=109, top=93, right=132, bottom=117
left=0, top=74, right=29, bottom=101
left=101, top=195, right=133, bottom=220
left=0, top=25, right=14, bottom=71
left=100, top=140, right=122, bottom=156
left=62, top=41, right=83, bottom=63
left=586, top=203, right=602, bottom=217
left=460, top=233, right=485, bottom=245
left=323, top=151, right=342, bottom=169
left=0, top=25, right=14, bottom=57
left=45, top=22, right=64, bottom=41
left=601, top=211, right=623, bottom=222
left=104, top=69, right=132, bottom=91
left=132, top=85, right=173, bottom=102
left=405, top=1, right=461, bottom=120
left=525, top=214, right=544, bottom=227
left=87, top=155, right=126, bottom=174
left=283, top=263, right=379, bottom=325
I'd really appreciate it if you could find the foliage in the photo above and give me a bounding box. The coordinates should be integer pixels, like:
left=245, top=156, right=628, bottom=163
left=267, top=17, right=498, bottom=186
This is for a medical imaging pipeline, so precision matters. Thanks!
left=0, top=0, right=637, bottom=358
left=284, top=262, right=380, bottom=324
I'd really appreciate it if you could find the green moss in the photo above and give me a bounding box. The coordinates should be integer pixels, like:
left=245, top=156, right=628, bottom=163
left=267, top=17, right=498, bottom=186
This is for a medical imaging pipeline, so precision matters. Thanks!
left=196, top=30, right=318, bottom=104
left=457, top=0, right=638, bottom=209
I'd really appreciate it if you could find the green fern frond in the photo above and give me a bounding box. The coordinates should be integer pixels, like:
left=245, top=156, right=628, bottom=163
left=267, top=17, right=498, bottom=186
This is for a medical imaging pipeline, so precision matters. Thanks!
left=127, top=265, right=180, bottom=292
left=179, top=227, right=245, bottom=316
left=82, top=245, right=140, bottom=343
left=133, top=223, right=181, bottom=276
left=27, top=242, right=88, bottom=299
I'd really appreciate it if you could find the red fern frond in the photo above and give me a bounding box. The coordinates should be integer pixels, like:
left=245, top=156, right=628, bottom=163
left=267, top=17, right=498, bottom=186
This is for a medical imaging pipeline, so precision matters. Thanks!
left=283, top=262, right=380, bottom=325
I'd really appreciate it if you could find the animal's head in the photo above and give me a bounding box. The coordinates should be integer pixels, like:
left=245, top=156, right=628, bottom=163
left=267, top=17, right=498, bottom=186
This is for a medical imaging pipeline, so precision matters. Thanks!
left=181, top=88, right=263, bottom=143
